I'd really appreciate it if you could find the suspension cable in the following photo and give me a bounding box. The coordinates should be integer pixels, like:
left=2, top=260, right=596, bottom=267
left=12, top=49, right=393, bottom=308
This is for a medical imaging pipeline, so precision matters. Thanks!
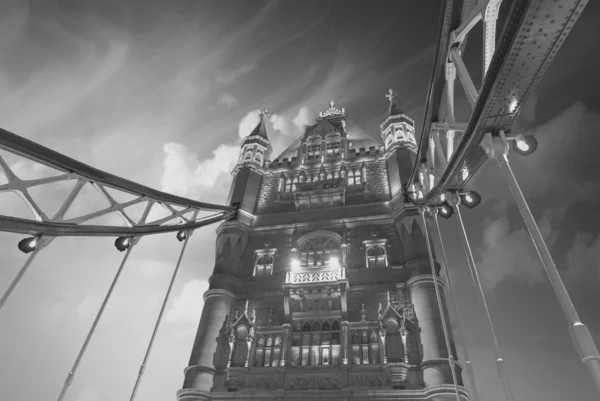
left=454, top=203, right=515, bottom=401
left=56, top=241, right=136, bottom=401
left=129, top=233, right=191, bottom=401
left=0, top=248, right=41, bottom=311
left=420, top=208, right=462, bottom=401
left=433, top=213, right=480, bottom=401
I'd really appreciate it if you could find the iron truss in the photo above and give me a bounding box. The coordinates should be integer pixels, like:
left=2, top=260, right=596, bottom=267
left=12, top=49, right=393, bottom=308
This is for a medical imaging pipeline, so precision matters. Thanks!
left=406, top=0, right=589, bottom=205
left=0, top=127, right=236, bottom=238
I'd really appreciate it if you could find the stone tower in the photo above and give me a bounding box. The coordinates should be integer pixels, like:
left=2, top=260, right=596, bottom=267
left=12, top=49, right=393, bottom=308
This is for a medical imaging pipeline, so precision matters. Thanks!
left=178, top=96, right=466, bottom=401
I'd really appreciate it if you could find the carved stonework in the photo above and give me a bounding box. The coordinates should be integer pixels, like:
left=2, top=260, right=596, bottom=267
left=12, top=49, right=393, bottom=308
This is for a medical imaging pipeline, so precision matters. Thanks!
left=245, top=375, right=282, bottom=390
left=288, top=268, right=344, bottom=284
left=286, top=374, right=342, bottom=390
left=225, top=367, right=249, bottom=391
left=350, top=374, right=385, bottom=387
left=384, top=363, right=408, bottom=389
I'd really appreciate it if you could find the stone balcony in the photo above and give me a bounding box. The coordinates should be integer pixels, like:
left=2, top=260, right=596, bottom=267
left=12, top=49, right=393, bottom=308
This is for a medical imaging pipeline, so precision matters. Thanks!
left=285, top=267, right=346, bottom=284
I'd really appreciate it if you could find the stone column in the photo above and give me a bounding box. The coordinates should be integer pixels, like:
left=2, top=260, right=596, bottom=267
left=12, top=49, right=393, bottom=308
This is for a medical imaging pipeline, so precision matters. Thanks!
left=280, top=323, right=291, bottom=366
left=379, top=328, right=387, bottom=364
left=341, top=321, right=349, bottom=365
left=179, top=288, right=235, bottom=401
left=407, top=274, right=455, bottom=387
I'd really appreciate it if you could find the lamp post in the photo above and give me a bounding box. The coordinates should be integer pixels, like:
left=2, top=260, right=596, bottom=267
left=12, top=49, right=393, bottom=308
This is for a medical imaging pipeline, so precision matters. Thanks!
left=481, top=131, right=600, bottom=394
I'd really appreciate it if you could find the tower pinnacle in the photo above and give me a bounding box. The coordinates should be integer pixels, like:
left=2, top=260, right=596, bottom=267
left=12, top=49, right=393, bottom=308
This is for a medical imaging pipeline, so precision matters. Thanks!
left=386, top=88, right=404, bottom=117
left=248, top=109, right=270, bottom=140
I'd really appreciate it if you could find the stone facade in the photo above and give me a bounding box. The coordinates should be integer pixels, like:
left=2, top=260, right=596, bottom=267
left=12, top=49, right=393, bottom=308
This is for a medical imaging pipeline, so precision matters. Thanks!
left=178, top=101, right=468, bottom=401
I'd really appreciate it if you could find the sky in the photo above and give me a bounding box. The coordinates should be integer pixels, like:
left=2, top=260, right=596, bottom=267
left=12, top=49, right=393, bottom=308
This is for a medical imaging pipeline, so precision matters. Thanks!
left=0, top=1, right=599, bottom=400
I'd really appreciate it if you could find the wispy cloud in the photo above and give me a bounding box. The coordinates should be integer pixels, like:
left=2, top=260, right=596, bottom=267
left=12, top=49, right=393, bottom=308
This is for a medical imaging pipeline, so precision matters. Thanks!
left=218, top=92, right=240, bottom=108
left=215, top=64, right=256, bottom=85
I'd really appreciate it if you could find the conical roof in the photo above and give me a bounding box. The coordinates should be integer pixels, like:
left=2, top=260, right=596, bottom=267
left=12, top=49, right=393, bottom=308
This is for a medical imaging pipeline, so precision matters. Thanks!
left=248, top=109, right=269, bottom=140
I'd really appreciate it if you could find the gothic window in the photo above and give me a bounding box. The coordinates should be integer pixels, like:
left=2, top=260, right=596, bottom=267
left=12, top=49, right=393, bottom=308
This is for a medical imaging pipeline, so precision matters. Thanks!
left=292, top=177, right=298, bottom=191
left=254, top=254, right=274, bottom=276
left=351, top=329, right=380, bottom=365
left=366, top=245, right=387, bottom=268
left=308, top=143, right=321, bottom=159
left=347, top=169, right=362, bottom=186
left=298, top=235, right=341, bottom=268
left=326, top=141, right=340, bottom=156
left=254, top=333, right=282, bottom=367
left=385, top=133, right=394, bottom=149
left=243, top=150, right=253, bottom=162
left=285, top=177, right=292, bottom=192
left=291, top=321, right=341, bottom=367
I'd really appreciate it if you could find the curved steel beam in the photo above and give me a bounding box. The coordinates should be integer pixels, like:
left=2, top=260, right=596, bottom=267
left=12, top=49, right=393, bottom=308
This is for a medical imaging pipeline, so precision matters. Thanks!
left=0, top=211, right=235, bottom=237
left=0, top=127, right=235, bottom=212
left=408, top=0, right=588, bottom=205
left=408, top=0, right=462, bottom=188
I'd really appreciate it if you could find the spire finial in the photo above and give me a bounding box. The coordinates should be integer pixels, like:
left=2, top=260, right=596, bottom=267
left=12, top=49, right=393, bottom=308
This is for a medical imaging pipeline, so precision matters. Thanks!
left=386, top=89, right=397, bottom=104
left=260, top=109, right=268, bottom=119
left=245, top=299, right=249, bottom=312
left=329, top=100, right=335, bottom=108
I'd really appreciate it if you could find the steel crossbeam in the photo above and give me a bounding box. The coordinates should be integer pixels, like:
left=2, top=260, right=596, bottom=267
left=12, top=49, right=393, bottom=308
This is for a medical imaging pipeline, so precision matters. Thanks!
left=0, top=127, right=236, bottom=237
left=406, top=0, right=589, bottom=205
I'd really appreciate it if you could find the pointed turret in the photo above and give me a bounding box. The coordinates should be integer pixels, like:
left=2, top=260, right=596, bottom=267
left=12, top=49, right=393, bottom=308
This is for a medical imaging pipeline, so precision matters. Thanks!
left=380, top=89, right=416, bottom=151
left=236, top=109, right=273, bottom=172
left=227, top=108, right=273, bottom=213
left=381, top=89, right=418, bottom=199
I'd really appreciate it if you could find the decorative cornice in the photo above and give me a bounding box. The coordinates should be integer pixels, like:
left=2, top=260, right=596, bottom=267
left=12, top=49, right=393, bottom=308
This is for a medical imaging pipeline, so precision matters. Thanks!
left=406, top=274, right=445, bottom=289
left=183, top=364, right=216, bottom=376
left=203, top=288, right=236, bottom=301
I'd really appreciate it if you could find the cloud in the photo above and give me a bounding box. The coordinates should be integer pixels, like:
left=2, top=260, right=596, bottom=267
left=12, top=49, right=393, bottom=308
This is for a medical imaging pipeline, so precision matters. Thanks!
left=475, top=208, right=563, bottom=290
left=165, top=279, right=208, bottom=323
left=215, top=64, right=256, bottom=85
left=564, top=232, right=600, bottom=286
left=160, top=142, right=239, bottom=200
left=270, top=106, right=316, bottom=137
left=474, top=102, right=600, bottom=207
left=218, top=92, right=239, bottom=109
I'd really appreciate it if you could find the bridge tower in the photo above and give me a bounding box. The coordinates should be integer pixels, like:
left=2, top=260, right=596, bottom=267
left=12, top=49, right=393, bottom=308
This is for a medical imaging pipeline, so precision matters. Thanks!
left=178, top=98, right=466, bottom=401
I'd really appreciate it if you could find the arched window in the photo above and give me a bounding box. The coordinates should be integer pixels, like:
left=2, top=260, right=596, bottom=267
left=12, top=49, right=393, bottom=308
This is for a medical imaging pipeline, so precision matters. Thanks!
left=285, top=177, right=293, bottom=192
left=254, top=254, right=274, bottom=276
left=366, top=245, right=387, bottom=268
left=292, top=177, right=298, bottom=191
left=326, top=141, right=340, bottom=156
left=289, top=321, right=342, bottom=366
left=243, top=150, right=253, bottom=162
